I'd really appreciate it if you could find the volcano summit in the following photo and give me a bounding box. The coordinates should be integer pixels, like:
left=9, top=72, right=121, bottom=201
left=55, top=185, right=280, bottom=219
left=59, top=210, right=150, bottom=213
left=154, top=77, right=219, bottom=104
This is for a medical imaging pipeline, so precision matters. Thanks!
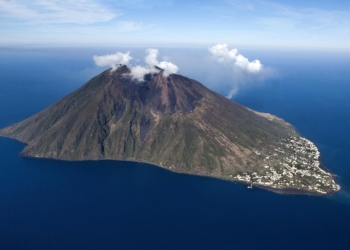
left=0, top=65, right=340, bottom=195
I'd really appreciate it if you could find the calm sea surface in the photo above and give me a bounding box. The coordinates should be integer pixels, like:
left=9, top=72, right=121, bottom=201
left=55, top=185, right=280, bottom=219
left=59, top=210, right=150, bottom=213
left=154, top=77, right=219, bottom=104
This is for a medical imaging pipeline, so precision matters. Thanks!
left=0, top=48, right=349, bottom=250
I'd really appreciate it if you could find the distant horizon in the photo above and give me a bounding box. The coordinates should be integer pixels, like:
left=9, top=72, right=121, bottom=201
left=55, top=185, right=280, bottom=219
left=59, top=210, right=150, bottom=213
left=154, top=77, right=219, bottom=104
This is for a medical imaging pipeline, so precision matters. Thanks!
left=1, top=0, right=349, bottom=51
left=1, top=44, right=350, bottom=53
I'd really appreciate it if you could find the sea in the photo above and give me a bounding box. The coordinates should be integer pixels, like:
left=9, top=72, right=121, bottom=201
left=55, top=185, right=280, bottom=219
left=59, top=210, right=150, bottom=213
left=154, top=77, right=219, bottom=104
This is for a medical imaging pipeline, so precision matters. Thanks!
left=0, top=47, right=349, bottom=250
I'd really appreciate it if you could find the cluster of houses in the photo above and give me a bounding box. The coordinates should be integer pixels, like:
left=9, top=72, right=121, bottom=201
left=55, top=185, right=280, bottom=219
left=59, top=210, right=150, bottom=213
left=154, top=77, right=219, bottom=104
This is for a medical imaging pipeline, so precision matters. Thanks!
left=232, top=136, right=340, bottom=194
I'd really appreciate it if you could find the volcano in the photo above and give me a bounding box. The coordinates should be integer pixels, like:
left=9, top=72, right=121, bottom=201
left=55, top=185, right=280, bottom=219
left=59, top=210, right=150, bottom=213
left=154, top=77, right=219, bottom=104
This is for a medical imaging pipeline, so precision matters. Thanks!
left=0, top=65, right=340, bottom=194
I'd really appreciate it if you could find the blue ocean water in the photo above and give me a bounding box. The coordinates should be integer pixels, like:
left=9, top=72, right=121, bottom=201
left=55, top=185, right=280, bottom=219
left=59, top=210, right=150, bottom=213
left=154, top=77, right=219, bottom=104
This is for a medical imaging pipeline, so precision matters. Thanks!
left=0, top=48, right=350, bottom=250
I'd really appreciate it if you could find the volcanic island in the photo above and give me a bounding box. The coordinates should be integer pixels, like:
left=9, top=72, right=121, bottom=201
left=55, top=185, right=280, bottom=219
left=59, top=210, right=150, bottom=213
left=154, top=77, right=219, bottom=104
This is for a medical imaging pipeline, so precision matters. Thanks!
left=0, top=65, right=340, bottom=195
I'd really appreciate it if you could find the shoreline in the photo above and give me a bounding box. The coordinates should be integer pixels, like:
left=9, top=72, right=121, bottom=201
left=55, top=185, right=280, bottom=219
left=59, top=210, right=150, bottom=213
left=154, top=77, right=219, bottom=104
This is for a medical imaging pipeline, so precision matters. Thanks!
left=252, top=183, right=339, bottom=197
left=23, top=159, right=343, bottom=196
left=226, top=178, right=339, bottom=197
left=0, top=134, right=340, bottom=197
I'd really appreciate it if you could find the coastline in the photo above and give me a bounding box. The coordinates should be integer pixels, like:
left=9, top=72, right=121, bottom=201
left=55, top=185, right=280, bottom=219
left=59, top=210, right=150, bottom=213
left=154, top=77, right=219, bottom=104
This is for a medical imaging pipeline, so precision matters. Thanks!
left=0, top=134, right=340, bottom=197
left=252, top=183, right=339, bottom=197
left=225, top=178, right=339, bottom=197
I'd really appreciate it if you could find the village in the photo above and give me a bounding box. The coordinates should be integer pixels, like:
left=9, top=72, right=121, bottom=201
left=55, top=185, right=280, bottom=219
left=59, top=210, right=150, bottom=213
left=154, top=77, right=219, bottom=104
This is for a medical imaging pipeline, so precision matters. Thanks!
left=232, top=136, right=341, bottom=194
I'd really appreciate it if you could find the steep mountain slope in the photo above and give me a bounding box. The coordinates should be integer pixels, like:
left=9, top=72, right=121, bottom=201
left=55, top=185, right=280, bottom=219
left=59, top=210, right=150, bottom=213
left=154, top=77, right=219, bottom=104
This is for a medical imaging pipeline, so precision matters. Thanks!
left=0, top=65, right=340, bottom=194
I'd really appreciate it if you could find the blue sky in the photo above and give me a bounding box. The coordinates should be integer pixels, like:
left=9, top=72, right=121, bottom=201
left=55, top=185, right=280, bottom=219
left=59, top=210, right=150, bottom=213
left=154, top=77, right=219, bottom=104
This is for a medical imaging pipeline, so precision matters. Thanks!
left=0, top=0, right=349, bottom=50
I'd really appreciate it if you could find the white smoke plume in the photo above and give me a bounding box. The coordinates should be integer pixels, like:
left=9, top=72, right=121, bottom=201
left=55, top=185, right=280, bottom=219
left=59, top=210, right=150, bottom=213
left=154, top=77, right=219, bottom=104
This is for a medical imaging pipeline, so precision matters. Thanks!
left=93, top=49, right=179, bottom=81
left=127, top=48, right=160, bottom=81
left=157, top=61, right=179, bottom=77
left=209, top=44, right=269, bottom=98
left=209, top=44, right=262, bottom=73
left=130, top=65, right=158, bottom=82
left=145, top=48, right=179, bottom=77
left=129, top=48, right=179, bottom=81
left=93, top=52, right=132, bottom=71
left=145, top=48, right=159, bottom=66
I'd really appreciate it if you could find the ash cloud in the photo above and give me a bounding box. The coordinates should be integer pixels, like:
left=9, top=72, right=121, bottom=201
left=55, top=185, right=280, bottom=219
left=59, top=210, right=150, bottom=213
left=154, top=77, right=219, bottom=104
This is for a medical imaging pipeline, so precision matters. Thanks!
left=209, top=44, right=271, bottom=99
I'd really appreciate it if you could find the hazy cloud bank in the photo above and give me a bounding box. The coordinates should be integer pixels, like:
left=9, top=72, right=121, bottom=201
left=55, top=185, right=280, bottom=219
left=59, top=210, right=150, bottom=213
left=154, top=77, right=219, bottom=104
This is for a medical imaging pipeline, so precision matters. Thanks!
left=0, top=0, right=117, bottom=24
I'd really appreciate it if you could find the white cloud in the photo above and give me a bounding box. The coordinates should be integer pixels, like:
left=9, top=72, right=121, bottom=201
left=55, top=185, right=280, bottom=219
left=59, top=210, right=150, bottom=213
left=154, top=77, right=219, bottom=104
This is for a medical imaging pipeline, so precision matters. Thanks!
left=209, top=44, right=262, bottom=73
left=130, top=65, right=159, bottom=82
left=235, top=55, right=262, bottom=73
left=157, top=61, right=179, bottom=77
left=93, top=48, right=179, bottom=81
left=93, top=52, right=132, bottom=71
left=129, top=48, right=179, bottom=80
left=209, top=43, right=271, bottom=98
left=0, top=0, right=118, bottom=24
left=145, top=48, right=159, bottom=66
left=144, top=48, right=179, bottom=76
